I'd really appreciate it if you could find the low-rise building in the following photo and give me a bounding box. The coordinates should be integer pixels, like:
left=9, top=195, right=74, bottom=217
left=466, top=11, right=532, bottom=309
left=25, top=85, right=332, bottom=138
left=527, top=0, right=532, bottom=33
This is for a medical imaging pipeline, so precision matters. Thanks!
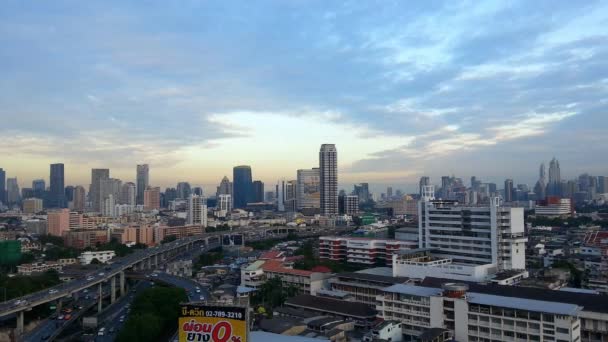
left=63, top=229, right=108, bottom=249
left=535, top=197, right=572, bottom=217
left=241, top=259, right=332, bottom=295
left=330, top=271, right=410, bottom=305
left=319, top=236, right=416, bottom=266
left=17, top=262, right=63, bottom=275
left=78, top=250, right=116, bottom=264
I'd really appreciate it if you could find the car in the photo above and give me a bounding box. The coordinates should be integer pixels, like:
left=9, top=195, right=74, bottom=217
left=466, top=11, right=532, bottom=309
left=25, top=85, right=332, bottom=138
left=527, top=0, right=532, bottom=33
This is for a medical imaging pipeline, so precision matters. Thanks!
left=13, top=300, right=23, bottom=306
left=58, top=315, right=64, bottom=320
left=199, top=296, right=205, bottom=300
left=152, top=273, right=158, bottom=277
left=83, top=289, right=89, bottom=293
left=196, top=289, right=201, bottom=293
left=49, top=289, right=58, bottom=294
left=86, top=276, right=94, bottom=281
left=98, top=272, right=105, bottom=276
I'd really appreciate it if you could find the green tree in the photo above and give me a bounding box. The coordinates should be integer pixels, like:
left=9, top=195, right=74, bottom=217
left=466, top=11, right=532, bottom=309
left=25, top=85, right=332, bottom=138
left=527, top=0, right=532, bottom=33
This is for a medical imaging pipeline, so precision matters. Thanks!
left=116, top=287, right=187, bottom=342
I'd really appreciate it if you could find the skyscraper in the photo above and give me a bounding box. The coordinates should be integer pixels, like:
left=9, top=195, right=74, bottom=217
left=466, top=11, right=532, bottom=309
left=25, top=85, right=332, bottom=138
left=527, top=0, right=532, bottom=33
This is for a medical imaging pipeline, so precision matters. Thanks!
left=233, top=166, right=252, bottom=209
left=91, top=169, right=110, bottom=212
left=252, top=180, right=264, bottom=203
left=387, top=186, right=393, bottom=199
left=504, top=179, right=514, bottom=202
left=0, top=168, right=5, bottom=204
left=216, top=176, right=233, bottom=197
left=419, top=177, right=430, bottom=196
left=121, top=182, right=136, bottom=205
left=319, top=144, right=338, bottom=216
left=297, top=168, right=320, bottom=212
left=176, top=182, right=192, bottom=199
left=187, top=194, right=207, bottom=227
left=64, top=186, right=74, bottom=204
left=49, top=163, right=65, bottom=208
left=73, top=185, right=86, bottom=212
left=284, top=180, right=297, bottom=211
left=144, top=187, right=161, bottom=211
left=192, top=187, right=203, bottom=196
left=6, top=178, right=20, bottom=205
left=534, top=162, right=547, bottom=200
left=547, top=157, right=561, bottom=196
left=136, top=164, right=149, bottom=205
left=353, top=183, right=370, bottom=203
left=32, top=179, right=46, bottom=203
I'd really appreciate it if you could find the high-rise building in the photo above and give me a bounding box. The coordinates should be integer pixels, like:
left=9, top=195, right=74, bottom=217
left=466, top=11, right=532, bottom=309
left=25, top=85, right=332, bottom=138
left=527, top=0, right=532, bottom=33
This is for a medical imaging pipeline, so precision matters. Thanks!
left=297, top=168, right=320, bottom=212
left=23, top=198, right=43, bottom=214
left=49, top=163, right=65, bottom=208
left=6, top=178, right=20, bottom=205
left=218, top=194, right=232, bottom=213
left=48, top=209, right=70, bottom=237
left=136, top=164, right=149, bottom=205
left=503, top=179, right=514, bottom=202
left=144, top=187, right=160, bottom=211
left=64, top=185, right=74, bottom=204
left=547, top=157, right=561, bottom=196
left=599, top=176, right=608, bottom=194
left=341, top=195, right=359, bottom=215
left=252, top=180, right=264, bottom=203
left=192, top=187, right=203, bottom=196
left=100, top=178, right=122, bottom=210
left=284, top=180, right=297, bottom=211
left=120, top=182, right=136, bottom=205
left=233, top=166, right=253, bottom=209
left=163, top=187, right=177, bottom=207
left=353, top=183, right=370, bottom=204
left=21, top=188, right=34, bottom=200
left=176, top=182, right=192, bottom=199
left=216, top=176, right=233, bottom=197
left=187, top=194, right=208, bottom=227
left=319, top=144, right=338, bottom=216
left=419, top=177, right=430, bottom=196
left=32, top=179, right=45, bottom=192
left=90, top=169, right=110, bottom=212
left=73, top=186, right=86, bottom=212
left=386, top=186, right=393, bottom=199
left=419, top=187, right=526, bottom=271
left=102, top=194, right=116, bottom=217
left=0, top=168, right=5, bottom=204
left=488, top=183, right=497, bottom=194
left=534, top=162, right=547, bottom=200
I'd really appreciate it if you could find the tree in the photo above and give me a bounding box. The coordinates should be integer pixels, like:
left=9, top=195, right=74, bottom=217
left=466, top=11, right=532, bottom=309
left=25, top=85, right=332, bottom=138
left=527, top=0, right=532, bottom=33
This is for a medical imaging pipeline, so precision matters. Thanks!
left=161, top=236, right=177, bottom=244
left=90, top=258, right=101, bottom=265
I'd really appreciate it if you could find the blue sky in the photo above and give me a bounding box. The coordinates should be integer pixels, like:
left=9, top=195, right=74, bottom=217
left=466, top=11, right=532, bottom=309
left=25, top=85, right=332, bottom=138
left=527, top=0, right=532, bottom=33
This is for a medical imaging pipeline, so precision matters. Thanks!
left=1, top=1, right=607, bottom=192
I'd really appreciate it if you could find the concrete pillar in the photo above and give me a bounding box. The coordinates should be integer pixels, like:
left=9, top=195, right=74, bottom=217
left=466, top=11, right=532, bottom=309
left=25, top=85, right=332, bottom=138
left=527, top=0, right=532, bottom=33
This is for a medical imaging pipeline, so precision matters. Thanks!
left=16, top=310, right=24, bottom=337
left=110, top=276, right=116, bottom=304
left=97, top=283, right=103, bottom=313
left=154, top=254, right=158, bottom=267
left=147, top=258, right=152, bottom=269
left=56, top=298, right=63, bottom=313
left=120, top=271, right=125, bottom=296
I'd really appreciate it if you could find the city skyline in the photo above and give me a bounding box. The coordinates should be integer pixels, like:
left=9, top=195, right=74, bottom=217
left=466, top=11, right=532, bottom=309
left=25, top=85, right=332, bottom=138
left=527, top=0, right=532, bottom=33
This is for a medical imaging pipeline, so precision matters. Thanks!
left=1, top=2, right=608, bottom=189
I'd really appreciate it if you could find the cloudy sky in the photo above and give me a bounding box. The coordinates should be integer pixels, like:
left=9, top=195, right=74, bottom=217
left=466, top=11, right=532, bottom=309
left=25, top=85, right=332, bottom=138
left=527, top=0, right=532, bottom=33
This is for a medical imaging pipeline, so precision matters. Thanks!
left=1, top=1, right=607, bottom=193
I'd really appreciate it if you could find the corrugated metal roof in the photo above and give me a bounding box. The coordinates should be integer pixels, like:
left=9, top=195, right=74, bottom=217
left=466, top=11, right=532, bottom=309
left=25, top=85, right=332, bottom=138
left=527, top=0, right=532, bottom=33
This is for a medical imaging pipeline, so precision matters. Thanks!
left=244, top=260, right=265, bottom=271
left=382, top=284, right=443, bottom=297
left=467, top=292, right=581, bottom=316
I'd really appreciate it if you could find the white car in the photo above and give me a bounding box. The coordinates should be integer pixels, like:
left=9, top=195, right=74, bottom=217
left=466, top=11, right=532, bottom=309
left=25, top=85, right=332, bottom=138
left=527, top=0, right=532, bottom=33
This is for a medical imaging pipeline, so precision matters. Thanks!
left=86, top=276, right=94, bottom=281
left=49, top=289, right=58, bottom=294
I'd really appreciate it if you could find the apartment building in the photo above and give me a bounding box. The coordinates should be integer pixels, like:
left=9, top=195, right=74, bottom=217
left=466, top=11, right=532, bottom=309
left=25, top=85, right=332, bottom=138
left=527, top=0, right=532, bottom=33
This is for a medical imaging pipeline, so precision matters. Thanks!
left=241, top=259, right=332, bottom=295
left=419, top=186, right=527, bottom=271
left=78, top=250, right=116, bottom=264
left=17, top=262, right=63, bottom=275
left=377, top=282, right=582, bottom=342
left=319, top=236, right=417, bottom=266
left=155, top=225, right=204, bottom=243
left=535, top=197, right=572, bottom=217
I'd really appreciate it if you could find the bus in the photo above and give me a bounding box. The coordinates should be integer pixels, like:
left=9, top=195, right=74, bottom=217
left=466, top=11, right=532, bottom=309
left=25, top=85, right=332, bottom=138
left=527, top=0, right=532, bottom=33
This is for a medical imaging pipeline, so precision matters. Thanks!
left=98, top=327, right=106, bottom=336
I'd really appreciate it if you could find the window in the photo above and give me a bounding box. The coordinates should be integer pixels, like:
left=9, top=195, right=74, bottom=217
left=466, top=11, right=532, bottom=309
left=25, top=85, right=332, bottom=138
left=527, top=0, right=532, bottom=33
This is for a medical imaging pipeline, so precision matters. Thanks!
left=543, top=314, right=555, bottom=322
left=516, top=333, right=527, bottom=339
left=517, top=321, right=527, bottom=328
left=469, top=314, right=478, bottom=320
left=504, top=331, right=514, bottom=337
left=556, top=328, right=569, bottom=334
left=530, top=335, right=541, bottom=341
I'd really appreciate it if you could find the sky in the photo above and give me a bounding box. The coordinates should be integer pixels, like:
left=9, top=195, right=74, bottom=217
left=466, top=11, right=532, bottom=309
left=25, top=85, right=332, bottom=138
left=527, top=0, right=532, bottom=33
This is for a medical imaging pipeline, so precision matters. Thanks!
left=1, top=1, right=607, bottom=194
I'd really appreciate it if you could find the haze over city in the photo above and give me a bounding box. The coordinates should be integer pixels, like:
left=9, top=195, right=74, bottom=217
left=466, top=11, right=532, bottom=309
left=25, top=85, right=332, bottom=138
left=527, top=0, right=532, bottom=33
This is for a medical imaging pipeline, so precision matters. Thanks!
left=2, top=1, right=608, bottom=191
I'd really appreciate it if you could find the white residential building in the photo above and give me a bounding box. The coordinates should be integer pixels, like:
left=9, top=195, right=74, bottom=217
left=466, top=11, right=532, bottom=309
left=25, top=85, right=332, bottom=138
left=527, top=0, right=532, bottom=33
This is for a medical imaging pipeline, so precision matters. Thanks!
left=418, top=186, right=527, bottom=271
left=78, top=250, right=116, bottom=264
left=320, top=236, right=417, bottom=266
left=535, top=198, right=572, bottom=216
left=377, top=282, right=582, bottom=342
left=187, top=194, right=208, bottom=227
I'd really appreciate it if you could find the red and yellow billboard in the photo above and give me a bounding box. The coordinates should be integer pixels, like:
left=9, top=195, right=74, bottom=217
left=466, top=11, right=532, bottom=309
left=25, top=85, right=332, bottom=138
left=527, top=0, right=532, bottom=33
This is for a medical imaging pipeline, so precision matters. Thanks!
left=179, top=304, right=247, bottom=342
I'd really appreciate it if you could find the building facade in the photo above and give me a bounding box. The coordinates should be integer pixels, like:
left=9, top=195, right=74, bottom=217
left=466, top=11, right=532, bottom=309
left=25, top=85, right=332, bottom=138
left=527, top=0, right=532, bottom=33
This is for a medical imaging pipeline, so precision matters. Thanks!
left=90, top=168, right=110, bottom=212
left=187, top=194, right=208, bottom=227
left=233, top=166, right=253, bottom=209
left=49, top=163, right=65, bottom=208
left=144, top=187, right=161, bottom=211
left=320, top=144, right=338, bottom=216
left=297, top=168, right=320, bottom=212
left=136, top=164, right=149, bottom=205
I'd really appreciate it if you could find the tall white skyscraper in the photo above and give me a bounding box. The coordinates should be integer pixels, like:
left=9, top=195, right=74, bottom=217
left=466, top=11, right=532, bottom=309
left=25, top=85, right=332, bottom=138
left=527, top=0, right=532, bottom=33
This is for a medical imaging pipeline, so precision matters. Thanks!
left=187, top=194, right=208, bottom=227
left=319, top=144, right=338, bottom=216
left=136, top=164, right=149, bottom=205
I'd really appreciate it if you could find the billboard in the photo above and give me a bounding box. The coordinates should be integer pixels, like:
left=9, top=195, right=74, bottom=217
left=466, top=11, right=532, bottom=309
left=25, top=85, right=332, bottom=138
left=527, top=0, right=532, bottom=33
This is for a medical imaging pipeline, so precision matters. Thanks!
left=179, top=304, right=247, bottom=342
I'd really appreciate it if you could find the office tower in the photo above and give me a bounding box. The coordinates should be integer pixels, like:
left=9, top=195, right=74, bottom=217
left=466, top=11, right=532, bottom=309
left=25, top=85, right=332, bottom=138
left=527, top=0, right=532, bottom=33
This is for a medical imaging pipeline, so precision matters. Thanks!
left=176, top=182, right=192, bottom=199
left=48, top=209, right=70, bottom=237
left=297, top=168, right=320, bottom=212
left=488, top=183, right=497, bottom=194
left=264, top=191, right=275, bottom=203
left=418, top=177, right=430, bottom=196
left=353, top=183, right=370, bottom=203
left=91, top=169, right=110, bottom=212
left=251, top=181, right=264, bottom=203
left=339, top=195, right=359, bottom=215
left=187, top=194, right=208, bottom=226
left=32, top=179, right=45, bottom=199
left=136, top=164, right=149, bottom=205
left=547, top=157, right=561, bottom=196
left=284, top=180, right=297, bottom=211
left=599, top=176, right=608, bottom=194
left=64, top=185, right=74, bottom=204
left=216, top=176, right=233, bottom=197
left=387, top=186, right=393, bottom=199
left=0, top=168, right=5, bottom=204
left=233, top=166, right=253, bottom=209
left=6, top=178, right=20, bottom=205
left=120, top=182, right=136, bottom=205
left=534, top=162, right=547, bottom=200
left=504, top=179, right=514, bottom=202
left=319, top=144, right=338, bottom=215
left=21, top=188, right=34, bottom=199
left=193, top=187, right=203, bottom=196
left=419, top=187, right=526, bottom=270
left=164, top=187, right=177, bottom=206
left=276, top=180, right=285, bottom=211
left=49, top=163, right=65, bottom=208
left=23, top=198, right=43, bottom=214
left=100, top=178, right=122, bottom=209
left=144, top=187, right=161, bottom=211
left=73, top=186, right=86, bottom=212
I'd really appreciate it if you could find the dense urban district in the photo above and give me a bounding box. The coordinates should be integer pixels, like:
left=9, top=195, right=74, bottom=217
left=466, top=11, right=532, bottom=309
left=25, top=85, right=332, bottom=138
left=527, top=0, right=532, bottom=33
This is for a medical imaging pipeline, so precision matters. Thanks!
left=1, top=145, right=608, bottom=342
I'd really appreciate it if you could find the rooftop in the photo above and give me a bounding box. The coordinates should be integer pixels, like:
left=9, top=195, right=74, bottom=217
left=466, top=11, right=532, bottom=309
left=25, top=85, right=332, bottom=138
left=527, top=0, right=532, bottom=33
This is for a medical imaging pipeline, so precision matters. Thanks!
left=334, top=272, right=409, bottom=285
left=285, top=294, right=377, bottom=319
left=382, top=284, right=443, bottom=297
left=262, top=260, right=314, bottom=277
left=468, top=292, right=581, bottom=316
